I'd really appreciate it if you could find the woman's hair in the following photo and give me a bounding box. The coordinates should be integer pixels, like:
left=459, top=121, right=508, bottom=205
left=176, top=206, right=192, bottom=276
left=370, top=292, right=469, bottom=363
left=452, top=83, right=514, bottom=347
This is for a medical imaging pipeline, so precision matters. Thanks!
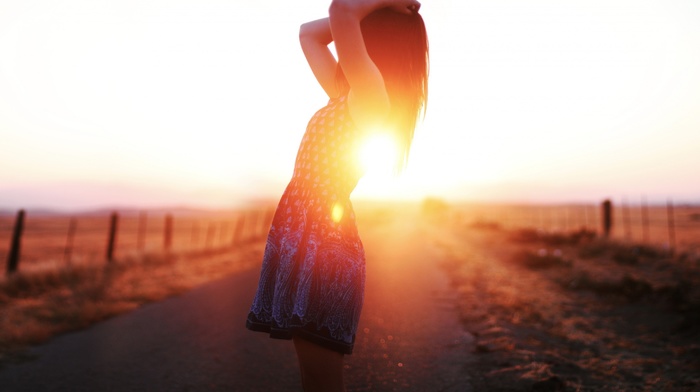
left=336, top=7, right=429, bottom=172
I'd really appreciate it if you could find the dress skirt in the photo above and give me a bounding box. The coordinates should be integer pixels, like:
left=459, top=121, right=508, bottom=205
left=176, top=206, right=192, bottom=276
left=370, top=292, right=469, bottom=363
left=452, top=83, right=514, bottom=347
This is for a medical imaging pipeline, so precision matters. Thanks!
left=246, top=95, right=366, bottom=355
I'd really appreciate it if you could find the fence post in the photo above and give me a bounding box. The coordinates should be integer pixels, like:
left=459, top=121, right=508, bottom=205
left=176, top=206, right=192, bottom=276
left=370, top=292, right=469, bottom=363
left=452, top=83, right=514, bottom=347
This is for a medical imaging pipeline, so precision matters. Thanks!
left=137, top=211, right=147, bottom=252
left=106, top=212, right=119, bottom=263
left=219, top=223, right=228, bottom=244
left=641, top=196, right=650, bottom=243
left=64, top=218, right=77, bottom=265
left=206, top=222, right=215, bottom=250
left=622, top=199, right=632, bottom=241
left=549, top=207, right=556, bottom=231
left=6, top=209, right=26, bottom=275
left=667, top=199, right=676, bottom=254
left=191, top=222, right=200, bottom=249
left=602, top=199, right=613, bottom=238
left=232, top=214, right=246, bottom=244
left=164, top=214, right=173, bottom=252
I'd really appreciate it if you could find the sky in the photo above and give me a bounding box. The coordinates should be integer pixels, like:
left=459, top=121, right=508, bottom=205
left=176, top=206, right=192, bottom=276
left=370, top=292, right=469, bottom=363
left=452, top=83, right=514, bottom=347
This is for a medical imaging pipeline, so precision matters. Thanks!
left=1, top=0, right=699, bottom=211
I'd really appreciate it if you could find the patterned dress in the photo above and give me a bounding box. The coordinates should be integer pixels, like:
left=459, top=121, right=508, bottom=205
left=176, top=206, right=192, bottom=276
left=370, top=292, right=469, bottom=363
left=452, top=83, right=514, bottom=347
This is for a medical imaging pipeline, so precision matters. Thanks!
left=246, top=95, right=366, bottom=354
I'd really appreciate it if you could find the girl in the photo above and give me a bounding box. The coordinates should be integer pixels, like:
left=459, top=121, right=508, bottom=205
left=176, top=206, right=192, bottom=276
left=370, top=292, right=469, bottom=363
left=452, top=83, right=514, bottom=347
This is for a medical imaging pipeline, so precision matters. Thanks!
left=246, top=1, right=428, bottom=390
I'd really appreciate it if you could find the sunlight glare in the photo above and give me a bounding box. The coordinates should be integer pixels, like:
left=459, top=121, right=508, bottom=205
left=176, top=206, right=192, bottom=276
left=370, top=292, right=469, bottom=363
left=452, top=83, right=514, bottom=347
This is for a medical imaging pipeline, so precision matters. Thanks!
left=331, top=202, right=344, bottom=223
left=359, top=133, right=398, bottom=176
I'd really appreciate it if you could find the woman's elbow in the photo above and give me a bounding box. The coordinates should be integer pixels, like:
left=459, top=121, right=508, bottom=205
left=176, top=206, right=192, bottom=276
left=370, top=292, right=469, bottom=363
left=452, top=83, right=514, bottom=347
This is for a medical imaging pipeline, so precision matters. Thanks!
left=329, top=0, right=351, bottom=14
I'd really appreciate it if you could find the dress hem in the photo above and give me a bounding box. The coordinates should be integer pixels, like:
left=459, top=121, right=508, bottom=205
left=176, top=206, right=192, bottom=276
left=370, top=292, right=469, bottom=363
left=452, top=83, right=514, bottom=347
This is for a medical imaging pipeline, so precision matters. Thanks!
left=246, top=313, right=355, bottom=355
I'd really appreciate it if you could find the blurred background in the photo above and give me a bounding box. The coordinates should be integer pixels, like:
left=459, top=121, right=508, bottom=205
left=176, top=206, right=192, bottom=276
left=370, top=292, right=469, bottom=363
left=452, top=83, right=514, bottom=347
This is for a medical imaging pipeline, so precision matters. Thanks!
left=1, top=6, right=699, bottom=388
left=1, top=0, right=699, bottom=211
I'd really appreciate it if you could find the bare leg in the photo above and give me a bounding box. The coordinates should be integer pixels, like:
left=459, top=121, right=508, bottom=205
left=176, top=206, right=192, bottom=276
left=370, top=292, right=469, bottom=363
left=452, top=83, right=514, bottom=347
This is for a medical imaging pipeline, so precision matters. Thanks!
left=293, top=335, right=346, bottom=392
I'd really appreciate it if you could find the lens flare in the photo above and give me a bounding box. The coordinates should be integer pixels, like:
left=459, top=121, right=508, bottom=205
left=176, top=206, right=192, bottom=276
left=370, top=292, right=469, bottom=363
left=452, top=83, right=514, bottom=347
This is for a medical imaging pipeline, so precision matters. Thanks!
left=331, top=203, right=344, bottom=223
left=359, top=133, right=398, bottom=175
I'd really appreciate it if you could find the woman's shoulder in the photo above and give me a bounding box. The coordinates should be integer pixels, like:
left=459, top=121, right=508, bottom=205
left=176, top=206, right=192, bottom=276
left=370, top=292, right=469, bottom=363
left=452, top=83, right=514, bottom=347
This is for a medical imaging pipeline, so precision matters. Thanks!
left=321, top=94, right=349, bottom=113
left=327, top=94, right=348, bottom=104
left=314, top=94, right=355, bottom=128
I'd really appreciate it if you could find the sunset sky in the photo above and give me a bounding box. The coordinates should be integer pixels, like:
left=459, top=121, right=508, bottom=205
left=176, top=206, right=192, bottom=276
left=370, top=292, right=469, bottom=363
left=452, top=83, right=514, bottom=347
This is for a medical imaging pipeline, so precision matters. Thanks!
left=1, top=0, right=699, bottom=211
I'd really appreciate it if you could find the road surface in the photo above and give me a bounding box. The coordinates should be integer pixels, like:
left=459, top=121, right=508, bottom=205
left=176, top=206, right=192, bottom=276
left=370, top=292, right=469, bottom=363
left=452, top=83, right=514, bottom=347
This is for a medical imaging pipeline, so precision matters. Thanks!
left=0, top=212, right=474, bottom=391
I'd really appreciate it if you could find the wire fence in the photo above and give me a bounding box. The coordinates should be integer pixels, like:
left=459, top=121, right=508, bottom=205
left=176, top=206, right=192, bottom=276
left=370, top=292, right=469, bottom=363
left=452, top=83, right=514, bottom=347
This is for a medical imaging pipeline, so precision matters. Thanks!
left=443, top=199, right=700, bottom=255
left=3, top=199, right=700, bottom=277
left=1, top=207, right=275, bottom=277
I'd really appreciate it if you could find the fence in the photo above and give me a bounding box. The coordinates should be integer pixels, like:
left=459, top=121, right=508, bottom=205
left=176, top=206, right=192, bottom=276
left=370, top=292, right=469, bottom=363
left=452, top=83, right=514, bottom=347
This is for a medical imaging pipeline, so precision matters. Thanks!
left=2, top=207, right=275, bottom=277
left=449, top=199, right=700, bottom=254
left=4, top=199, right=699, bottom=276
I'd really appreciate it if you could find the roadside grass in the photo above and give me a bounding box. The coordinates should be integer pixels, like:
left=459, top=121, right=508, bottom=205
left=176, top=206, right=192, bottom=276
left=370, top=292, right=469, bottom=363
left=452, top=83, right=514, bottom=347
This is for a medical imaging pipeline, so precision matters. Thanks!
left=446, top=223, right=700, bottom=391
left=0, top=242, right=264, bottom=366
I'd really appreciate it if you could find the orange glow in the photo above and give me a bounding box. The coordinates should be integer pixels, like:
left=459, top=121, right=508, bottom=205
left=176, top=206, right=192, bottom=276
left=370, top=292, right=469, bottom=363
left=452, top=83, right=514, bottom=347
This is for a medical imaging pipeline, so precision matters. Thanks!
left=359, top=133, right=398, bottom=176
left=331, top=203, right=344, bottom=223
left=2, top=1, right=700, bottom=209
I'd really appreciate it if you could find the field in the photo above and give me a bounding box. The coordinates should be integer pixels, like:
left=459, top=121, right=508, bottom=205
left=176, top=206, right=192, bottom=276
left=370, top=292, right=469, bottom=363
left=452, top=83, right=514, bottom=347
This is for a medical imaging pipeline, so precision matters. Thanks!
left=441, top=220, right=699, bottom=390
left=0, top=207, right=274, bottom=274
left=2, top=202, right=698, bottom=273
left=1, top=201, right=699, bottom=390
left=448, top=202, right=700, bottom=255
left=0, top=206, right=273, bottom=364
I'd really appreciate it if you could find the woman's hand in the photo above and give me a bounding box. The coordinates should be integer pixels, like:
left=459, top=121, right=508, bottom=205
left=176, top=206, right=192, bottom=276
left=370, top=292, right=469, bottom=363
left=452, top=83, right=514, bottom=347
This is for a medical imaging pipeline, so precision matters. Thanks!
left=387, top=0, right=421, bottom=15
left=330, top=0, right=420, bottom=19
left=328, top=0, right=423, bottom=130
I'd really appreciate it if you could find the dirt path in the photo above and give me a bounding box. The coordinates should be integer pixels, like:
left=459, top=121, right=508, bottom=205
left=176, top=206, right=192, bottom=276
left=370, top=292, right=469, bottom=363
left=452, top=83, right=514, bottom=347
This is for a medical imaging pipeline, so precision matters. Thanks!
left=0, top=209, right=473, bottom=391
left=441, top=223, right=700, bottom=391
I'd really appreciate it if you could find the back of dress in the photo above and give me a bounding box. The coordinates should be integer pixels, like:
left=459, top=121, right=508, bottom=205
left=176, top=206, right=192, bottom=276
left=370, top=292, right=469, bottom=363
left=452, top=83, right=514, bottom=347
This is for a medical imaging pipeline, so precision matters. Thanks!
left=292, top=95, right=364, bottom=203
left=246, top=95, right=367, bottom=355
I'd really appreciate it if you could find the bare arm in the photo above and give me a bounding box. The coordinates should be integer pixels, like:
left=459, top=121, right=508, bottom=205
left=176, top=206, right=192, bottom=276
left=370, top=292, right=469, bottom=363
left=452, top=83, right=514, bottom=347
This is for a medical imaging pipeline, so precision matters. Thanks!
left=300, top=18, right=339, bottom=98
left=329, top=0, right=419, bottom=128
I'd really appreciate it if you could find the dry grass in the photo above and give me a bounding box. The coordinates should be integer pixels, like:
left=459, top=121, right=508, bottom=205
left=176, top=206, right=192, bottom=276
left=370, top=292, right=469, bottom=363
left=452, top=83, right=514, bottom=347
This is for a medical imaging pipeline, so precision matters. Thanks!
left=0, top=208, right=271, bottom=363
left=0, top=242, right=264, bottom=367
left=439, top=215, right=700, bottom=391
left=1, top=201, right=698, bottom=386
left=451, top=203, right=700, bottom=255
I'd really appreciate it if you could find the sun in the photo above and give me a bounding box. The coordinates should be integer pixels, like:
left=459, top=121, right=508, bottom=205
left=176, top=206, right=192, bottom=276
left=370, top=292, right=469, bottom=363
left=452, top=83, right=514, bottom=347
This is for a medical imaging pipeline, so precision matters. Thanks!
left=358, top=133, right=399, bottom=176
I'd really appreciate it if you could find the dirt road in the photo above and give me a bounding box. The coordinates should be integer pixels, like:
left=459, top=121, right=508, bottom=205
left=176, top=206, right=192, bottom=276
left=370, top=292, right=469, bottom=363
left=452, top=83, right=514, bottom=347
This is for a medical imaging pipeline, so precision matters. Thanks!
left=0, top=209, right=473, bottom=391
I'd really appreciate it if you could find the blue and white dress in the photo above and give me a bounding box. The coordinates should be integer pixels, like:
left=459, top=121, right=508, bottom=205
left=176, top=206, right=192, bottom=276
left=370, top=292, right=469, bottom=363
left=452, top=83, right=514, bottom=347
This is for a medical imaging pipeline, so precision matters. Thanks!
left=246, top=95, right=366, bottom=354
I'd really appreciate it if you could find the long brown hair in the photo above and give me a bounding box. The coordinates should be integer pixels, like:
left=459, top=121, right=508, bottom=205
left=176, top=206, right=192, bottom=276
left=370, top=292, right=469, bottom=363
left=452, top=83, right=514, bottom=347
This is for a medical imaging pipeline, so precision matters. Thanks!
left=336, top=8, right=429, bottom=172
